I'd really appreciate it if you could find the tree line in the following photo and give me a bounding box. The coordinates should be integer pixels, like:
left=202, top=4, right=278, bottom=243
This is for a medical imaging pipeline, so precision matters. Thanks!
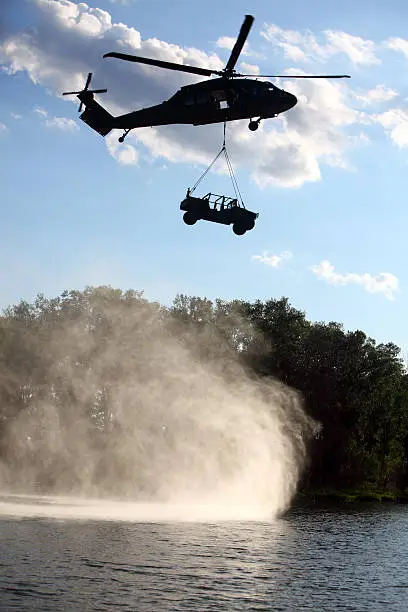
left=1, top=286, right=407, bottom=496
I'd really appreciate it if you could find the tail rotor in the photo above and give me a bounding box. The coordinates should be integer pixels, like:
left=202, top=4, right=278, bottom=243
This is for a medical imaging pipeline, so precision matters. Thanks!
left=62, top=72, right=107, bottom=112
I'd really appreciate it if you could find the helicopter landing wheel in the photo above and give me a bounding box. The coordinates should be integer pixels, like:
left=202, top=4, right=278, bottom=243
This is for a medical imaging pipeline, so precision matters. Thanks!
left=248, top=120, right=259, bottom=131
left=118, top=129, right=131, bottom=143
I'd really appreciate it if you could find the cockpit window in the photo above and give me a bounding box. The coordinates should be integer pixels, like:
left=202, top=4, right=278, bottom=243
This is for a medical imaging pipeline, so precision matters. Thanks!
left=213, top=90, right=227, bottom=101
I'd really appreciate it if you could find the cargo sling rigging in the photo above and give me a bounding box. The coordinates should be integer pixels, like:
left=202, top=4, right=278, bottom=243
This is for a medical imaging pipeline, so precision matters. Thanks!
left=188, top=122, right=245, bottom=208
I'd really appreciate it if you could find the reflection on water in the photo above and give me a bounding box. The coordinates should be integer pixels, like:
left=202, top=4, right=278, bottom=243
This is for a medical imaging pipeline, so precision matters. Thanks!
left=0, top=500, right=407, bottom=611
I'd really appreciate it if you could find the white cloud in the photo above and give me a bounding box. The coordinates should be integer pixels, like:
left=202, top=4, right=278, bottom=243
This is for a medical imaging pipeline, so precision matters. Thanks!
left=324, top=30, right=380, bottom=66
left=386, top=37, right=408, bottom=59
left=45, top=116, right=79, bottom=130
left=0, top=122, right=7, bottom=132
left=33, top=106, right=78, bottom=131
left=11, top=112, right=22, bottom=119
left=216, top=36, right=240, bottom=51
left=260, top=24, right=312, bottom=62
left=252, top=250, right=292, bottom=268
left=244, top=71, right=364, bottom=187
left=34, top=106, right=48, bottom=117
left=373, top=108, right=408, bottom=147
left=0, top=0, right=223, bottom=110
left=239, top=62, right=260, bottom=75
left=311, top=260, right=399, bottom=300
left=0, top=0, right=369, bottom=187
left=355, top=84, right=398, bottom=105
left=261, top=24, right=380, bottom=66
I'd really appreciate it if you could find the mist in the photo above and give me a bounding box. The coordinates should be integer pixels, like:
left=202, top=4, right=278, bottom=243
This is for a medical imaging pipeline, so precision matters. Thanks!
left=0, top=289, right=315, bottom=522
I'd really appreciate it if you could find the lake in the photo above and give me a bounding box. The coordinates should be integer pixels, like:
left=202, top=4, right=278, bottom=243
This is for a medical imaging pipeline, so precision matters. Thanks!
left=0, top=498, right=407, bottom=611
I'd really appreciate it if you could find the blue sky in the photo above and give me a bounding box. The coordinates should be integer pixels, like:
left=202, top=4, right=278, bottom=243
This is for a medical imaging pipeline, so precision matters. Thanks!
left=2, top=0, right=408, bottom=355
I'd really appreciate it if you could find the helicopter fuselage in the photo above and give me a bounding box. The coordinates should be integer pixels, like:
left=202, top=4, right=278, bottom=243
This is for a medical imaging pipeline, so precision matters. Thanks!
left=79, top=78, right=297, bottom=135
left=115, top=78, right=296, bottom=128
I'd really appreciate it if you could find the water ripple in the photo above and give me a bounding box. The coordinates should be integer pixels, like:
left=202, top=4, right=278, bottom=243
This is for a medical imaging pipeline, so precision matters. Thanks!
left=0, top=504, right=408, bottom=611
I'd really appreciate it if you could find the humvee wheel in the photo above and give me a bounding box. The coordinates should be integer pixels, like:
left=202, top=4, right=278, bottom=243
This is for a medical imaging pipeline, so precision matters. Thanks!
left=246, top=219, right=255, bottom=231
left=233, top=223, right=246, bottom=235
left=248, top=121, right=259, bottom=131
left=183, top=212, right=197, bottom=225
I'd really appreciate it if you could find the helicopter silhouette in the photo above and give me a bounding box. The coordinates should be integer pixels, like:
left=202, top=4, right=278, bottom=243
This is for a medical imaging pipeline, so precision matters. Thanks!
left=62, top=15, right=350, bottom=143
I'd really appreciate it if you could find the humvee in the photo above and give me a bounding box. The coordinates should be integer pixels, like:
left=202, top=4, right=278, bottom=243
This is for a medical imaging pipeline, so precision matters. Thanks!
left=180, top=192, right=258, bottom=235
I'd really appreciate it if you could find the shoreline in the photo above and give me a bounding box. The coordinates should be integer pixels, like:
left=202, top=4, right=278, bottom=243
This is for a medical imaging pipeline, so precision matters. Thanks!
left=294, top=489, right=408, bottom=504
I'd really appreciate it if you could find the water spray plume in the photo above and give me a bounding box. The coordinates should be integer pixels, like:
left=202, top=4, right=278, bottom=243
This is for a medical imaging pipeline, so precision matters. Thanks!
left=0, top=289, right=315, bottom=522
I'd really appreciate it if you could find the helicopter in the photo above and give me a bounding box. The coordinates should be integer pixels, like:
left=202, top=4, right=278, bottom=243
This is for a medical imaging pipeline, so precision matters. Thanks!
left=62, top=15, right=350, bottom=143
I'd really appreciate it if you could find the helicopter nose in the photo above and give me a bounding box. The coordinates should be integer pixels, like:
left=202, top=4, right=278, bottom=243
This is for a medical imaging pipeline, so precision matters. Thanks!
left=285, top=92, right=297, bottom=110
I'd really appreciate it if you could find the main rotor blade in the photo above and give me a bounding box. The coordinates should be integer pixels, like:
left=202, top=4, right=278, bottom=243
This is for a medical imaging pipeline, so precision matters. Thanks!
left=103, top=52, right=218, bottom=77
left=225, top=15, right=254, bottom=74
left=238, top=74, right=351, bottom=78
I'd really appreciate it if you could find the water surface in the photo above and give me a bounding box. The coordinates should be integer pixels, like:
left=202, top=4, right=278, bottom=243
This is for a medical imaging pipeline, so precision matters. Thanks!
left=1, top=499, right=407, bottom=611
